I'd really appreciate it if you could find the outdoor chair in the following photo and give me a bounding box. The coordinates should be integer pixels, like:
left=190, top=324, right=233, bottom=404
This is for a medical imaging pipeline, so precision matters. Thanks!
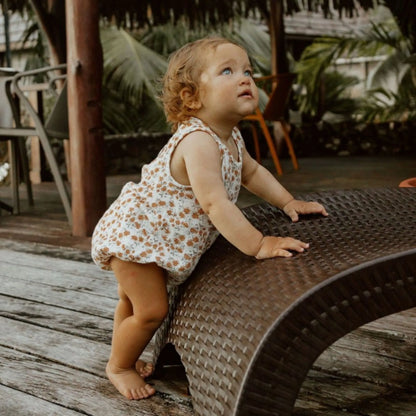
left=0, top=68, right=33, bottom=214
left=0, top=64, right=71, bottom=224
left=244, top=73, right=299, bottom=175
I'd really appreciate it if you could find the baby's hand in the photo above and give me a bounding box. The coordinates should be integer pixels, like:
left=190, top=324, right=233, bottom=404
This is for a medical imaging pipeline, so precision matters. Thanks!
left=283, top=199, right=328, bottom=222
left=255, top=236, right=309, bottom=259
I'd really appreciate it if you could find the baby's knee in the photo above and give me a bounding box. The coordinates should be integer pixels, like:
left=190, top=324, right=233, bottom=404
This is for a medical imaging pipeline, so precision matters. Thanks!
left=117, top=284, right=129, bottom=301
left=138, top=303, right=169, bottom=330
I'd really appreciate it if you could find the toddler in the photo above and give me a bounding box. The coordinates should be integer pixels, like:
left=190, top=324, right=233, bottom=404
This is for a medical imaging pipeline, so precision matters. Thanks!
left=91, top=36, right=328, bottom=400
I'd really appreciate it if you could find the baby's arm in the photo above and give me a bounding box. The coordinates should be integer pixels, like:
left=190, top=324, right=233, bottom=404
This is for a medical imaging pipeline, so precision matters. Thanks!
left=175, top=131, right=307, bottom=258
left=241, top=147, right=328, bottom=222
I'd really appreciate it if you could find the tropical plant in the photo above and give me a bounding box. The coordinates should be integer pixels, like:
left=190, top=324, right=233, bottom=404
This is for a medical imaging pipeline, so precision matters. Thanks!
left=295, top=9, right=416, bottom=122
left=316, top=71, right=362, bottom=122
left=20, top=11, right=50, bottom=71
left=100, top=26, right=169, bottom=133
left=360, top=71, right=416, bottom=122
left=100, top=18, right=272, bottom=134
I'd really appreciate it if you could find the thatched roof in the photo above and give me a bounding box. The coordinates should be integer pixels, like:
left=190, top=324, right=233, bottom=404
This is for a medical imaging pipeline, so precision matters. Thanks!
left=6, top=1, right=381, bottom=27
left=97, top=0, right=415, bottom=50
left=13, top=1, right=416, bottom=48
left=98, top=0, right=379, bottom=27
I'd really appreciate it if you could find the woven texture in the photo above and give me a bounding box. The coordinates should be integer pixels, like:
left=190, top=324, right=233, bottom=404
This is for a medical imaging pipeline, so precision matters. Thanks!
left=157, top=188, right=416, bottom=416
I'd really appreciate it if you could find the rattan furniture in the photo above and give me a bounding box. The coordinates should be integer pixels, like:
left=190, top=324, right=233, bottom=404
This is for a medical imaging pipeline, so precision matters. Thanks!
left=154, top=187, right=416, bottom=416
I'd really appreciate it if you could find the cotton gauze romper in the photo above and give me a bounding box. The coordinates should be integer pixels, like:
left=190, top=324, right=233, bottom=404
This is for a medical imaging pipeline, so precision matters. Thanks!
left=91, top=117, right=244, bottom=285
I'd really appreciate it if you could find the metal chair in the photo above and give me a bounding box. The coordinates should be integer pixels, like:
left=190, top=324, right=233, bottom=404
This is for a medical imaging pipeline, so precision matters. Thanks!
left=0, top=64, right=72, bottom=224
left=0, top=68, right=33, bottom=214
left=244, top=73, right=299, bottom=175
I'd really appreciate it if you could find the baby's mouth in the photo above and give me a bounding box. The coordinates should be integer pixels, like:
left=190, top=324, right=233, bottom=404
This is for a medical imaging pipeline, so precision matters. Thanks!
left=239, top=90, right=252, bottom=98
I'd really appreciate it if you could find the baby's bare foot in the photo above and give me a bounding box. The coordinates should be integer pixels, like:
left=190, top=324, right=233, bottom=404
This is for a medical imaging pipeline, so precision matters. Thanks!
left=106, top=362, right=155, bottom=400
left=135, top=359, right=154, bottom=378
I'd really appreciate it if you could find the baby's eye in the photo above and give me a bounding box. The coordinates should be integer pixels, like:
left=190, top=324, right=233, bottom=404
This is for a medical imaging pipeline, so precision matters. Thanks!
left=244, top=69, right=253, bottom=77
left=222, top=68, right=232, bottom=75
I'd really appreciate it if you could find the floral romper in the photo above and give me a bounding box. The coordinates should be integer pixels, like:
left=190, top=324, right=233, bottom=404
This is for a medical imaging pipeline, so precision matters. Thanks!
left=91, top=117, right=243, bottom=285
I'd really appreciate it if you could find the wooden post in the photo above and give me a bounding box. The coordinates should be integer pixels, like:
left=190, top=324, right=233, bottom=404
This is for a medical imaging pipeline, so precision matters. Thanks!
left=269, top=0, right=290, bottom=154
left=269, top=0, right=289, bottom=75
left=66, top=0, right=106, bottom=236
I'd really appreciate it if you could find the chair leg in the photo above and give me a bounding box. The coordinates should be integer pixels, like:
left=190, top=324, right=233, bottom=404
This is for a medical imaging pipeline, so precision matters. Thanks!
left=17, top=138, right=34, bottom=206
left=257, top=117, right=283, bottom=175
left=8, top=139, right=20, bottom=214
left=280, top=121, right=299, bottom=171
left=36, top=131, right=72, bottom=225
left=250, top=124, right=261, bottom=163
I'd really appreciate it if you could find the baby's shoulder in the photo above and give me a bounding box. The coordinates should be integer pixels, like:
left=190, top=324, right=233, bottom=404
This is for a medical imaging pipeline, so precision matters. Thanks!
left=177, top=117, right=212, bottom=136
left=172, top=118, right=216, bottom=146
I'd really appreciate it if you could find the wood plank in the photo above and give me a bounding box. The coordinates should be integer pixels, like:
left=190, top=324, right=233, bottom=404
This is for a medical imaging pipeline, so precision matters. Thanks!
left=364, top=308, right=416, bottom=339
left=0, top=295, right=112, bottom=343
left=296, top=369, right=416, bottom=415
left=0, top=385, right=82, bottom=416
left=1, top=273, right=116, bottom=318
left=0, top=248, right=99, bottom=276
left=350, top=389, right=416, bottom=416
left=314, top=328, right=416, bottom=387
left=0, top=314, right=185, bottom=400
left=0, top=216, right=68, bottom=235
left=0, top=346, right=193, bottom=416
left=294, top=407, right=362, bottom=416
left=0, top=255, right=115, bottom=295
left=4, top=299, right=413, bottom=415
left=0, top=316, right=109, bottom=375
left=294, top=309, right=416, bottom=415
left=0, top=315, right=152, bottom=378
left=1, top=248, right=415, bottom=415
left=0, top=237, right=91, bottom=263
left=298, top=368, right=387, bottom=407
left=0, top=218, right=91, bottom=253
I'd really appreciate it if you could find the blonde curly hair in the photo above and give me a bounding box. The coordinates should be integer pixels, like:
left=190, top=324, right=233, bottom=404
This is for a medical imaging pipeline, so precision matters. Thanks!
left=161, top=36, right=244, bottom=131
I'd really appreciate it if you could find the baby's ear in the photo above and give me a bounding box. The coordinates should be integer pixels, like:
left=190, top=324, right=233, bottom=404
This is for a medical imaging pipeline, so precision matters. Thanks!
left=180, top=88, right=201, bottom=110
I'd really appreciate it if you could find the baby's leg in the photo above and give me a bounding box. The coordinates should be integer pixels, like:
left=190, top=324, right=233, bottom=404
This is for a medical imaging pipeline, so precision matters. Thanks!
left=112, top=284, right=154, bottom=379
left=135, top=359, right=154, bottom=378
left=107, top=258, right=168, bottom=400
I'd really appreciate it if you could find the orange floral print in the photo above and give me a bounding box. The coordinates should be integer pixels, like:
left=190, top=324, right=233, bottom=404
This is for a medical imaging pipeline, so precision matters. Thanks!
left=91, top=117, right=243, bottom=285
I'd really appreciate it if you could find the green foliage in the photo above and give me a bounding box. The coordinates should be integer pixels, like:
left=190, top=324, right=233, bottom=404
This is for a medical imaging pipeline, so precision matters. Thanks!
left=226, top=19, right=271, bottom=75
left=101, top=26, right=169, bottom=133
left=101, top=26, right=167, bottom=105
left=137, top=20, right=207, bottom=56
left=360, top=73, right=416, bottom=122
left=295, top=15, right=415, bottom=123
left=100, top=18, right=271, bottom=134
left=319, top=71, right=362, bottom=119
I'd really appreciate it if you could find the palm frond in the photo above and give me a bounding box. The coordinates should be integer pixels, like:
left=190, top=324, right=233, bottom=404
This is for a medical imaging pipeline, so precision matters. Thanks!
left=138, top=20, right=207, bottom=56
left=297, top=70, right=361, bottom=118
left=368, top=52, right=410, bottom=88
left=101, top=26, right=167, bottom=104
left=228, top=19, right=271, bottom=75
left=295, top=14, right=415, bottom=120
left=359, top=74, right=416, bottom=122
left=102, top=87, right=168, bottom=134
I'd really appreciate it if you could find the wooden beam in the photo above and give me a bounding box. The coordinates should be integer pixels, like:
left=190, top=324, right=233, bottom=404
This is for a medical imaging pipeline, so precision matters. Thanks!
left=66, top=0, right=106, bottom=237
left=269, top=0, right=289, bottom=75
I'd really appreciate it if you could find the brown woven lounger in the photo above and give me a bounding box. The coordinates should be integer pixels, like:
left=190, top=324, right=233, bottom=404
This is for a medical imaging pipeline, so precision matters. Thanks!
left=154, top=188, right=416, bottom=416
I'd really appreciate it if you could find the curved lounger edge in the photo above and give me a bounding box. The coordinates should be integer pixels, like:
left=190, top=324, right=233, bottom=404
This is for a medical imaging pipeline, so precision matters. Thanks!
left=235, top=249, right=416, bottom=416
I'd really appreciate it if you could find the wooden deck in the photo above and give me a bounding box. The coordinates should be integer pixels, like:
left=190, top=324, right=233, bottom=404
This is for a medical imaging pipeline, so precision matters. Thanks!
left=0, top=248, right=192, bottom=416
left=1, top=156, right=416, bottom=415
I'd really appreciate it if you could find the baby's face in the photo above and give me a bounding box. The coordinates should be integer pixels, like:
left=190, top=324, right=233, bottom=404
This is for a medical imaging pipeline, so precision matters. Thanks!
left=195, top=43, right=259, bottom=123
